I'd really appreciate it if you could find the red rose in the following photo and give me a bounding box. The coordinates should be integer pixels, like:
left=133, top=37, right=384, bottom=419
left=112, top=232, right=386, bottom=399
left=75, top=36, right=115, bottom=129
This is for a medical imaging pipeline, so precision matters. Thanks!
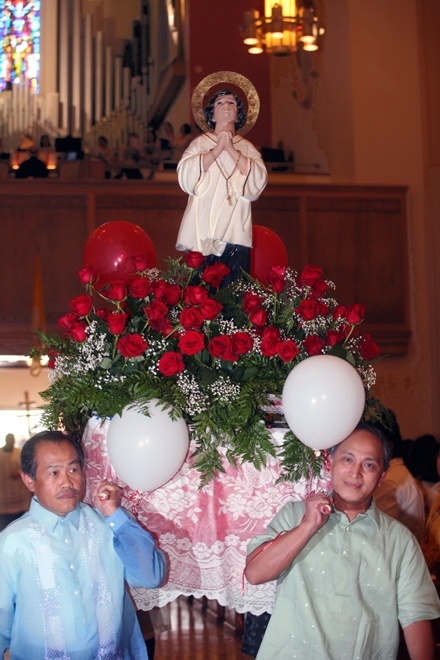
left=318, top=301, right=329, bottom=316
left=299, top=265, right=323, bottom=286
left=332, top=305, right=347, bottom=320
left=261, top=326, right=281, bottom=357
left=304, top=335, right=325, bottom=356
left=183, top=286, right=209, bottom=306
left=296, top=300, right=320, bottom=321
left=265, top=266, right=287, bottom=293
left=47, top=348, right=59, bottom=370
left=105, top=281, right=127, bottom=302
left=183, top=250, right=206, bottom=269
left=342, top=324, right=358, bottom=340
left=68, top=321, right=88, bottom=343
left=326, top=329, right=343, bottom=347
left=346, top=304, right=365, bottom=325
left=359, top=333, right=380, bottom=360
left=231, top=331, right=253, bottom=355
left=149, top=317, right=175, bottom=336
left=242, top=291, right=264, bottom=314
left=179, top=307, right=204, bottom=329
left=107, top=312, right=128, bottom=335
left=163, top=283, right=182, bottom=306
left=199, top=298, right=223, bottom=321
left=129, top=277, right=150, bottom=299
left=78, top=267, right=95, bottom=285
left=150, top=279, right=168, bottom=300
left=201, top=262, right=231, bottom=288
left=249, top=307, right=268, bottom=327
left=311, top=279, right=327, bottom=297
left=117, top=333, right=148, bottom=358
left=208, top=335, right=234, bottom=359
left=178, top=330, right=205, bottom=355
left=70, top=294, right=93, bottom=317
left=277, top=340, right=299, bottom=363
left=95, top=308, right=109, bottom=320
left=145, top=300, right=168, bottom=322
left=132, top=255, right=149, bottom=272
left=158, top=351, right=185, bottom=376
left=59, top=312, right=78, bottom=330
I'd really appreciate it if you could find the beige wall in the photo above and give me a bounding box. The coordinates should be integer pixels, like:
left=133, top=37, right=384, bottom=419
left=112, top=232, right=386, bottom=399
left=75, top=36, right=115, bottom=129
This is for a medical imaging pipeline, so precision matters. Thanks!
left=0, top=369, right=48, bottom=410
left=270, top=0, right=440, bottom=440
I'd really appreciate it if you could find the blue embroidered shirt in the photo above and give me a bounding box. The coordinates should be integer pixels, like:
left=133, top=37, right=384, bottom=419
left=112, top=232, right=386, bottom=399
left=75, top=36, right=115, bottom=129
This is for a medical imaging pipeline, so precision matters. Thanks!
left=0, top=497, right=166, bottom=659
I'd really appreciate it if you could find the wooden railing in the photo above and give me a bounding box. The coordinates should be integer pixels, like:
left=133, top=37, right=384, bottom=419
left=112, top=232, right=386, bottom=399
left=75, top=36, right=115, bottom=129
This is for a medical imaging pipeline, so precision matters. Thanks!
left=0, top=176, right=409, bottom=355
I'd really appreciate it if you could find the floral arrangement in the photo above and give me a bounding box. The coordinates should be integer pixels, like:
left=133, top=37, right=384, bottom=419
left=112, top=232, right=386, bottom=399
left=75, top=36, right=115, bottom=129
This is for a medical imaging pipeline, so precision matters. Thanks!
left=32, top=252, right=384, bottom=485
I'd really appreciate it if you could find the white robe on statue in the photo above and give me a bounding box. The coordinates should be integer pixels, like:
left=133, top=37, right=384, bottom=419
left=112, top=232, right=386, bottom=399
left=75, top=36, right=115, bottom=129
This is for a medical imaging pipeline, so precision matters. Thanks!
left=176, top=133, right=268, bottom=256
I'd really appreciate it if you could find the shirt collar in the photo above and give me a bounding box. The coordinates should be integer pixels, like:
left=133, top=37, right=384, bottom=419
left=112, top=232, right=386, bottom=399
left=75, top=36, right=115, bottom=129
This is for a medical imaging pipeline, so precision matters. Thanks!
left=333, top=499, right=381, bottom=529
left=29, top=496, right=81, bottom=532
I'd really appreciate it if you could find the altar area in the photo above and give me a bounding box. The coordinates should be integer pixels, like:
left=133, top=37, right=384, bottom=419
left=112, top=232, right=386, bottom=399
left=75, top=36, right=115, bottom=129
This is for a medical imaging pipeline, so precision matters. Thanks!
left=84, top=416, right=331, bottom=615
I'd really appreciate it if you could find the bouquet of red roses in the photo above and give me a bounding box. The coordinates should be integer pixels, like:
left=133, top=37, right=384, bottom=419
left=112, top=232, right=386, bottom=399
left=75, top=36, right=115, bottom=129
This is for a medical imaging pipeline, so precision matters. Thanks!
left=32, top=251, right=382, bottom=483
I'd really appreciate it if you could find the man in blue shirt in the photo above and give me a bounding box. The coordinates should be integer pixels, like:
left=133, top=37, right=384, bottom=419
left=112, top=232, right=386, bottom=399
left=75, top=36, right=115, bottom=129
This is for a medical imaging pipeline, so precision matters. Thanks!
left=0, top=430, right=166, bottom=659
left=245, top=422, right=440, bottom=659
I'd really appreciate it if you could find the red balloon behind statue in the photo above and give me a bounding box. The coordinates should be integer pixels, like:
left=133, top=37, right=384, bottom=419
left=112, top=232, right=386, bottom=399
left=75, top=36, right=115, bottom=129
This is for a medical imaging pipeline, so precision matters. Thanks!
left=250, top=225, right=288, bottom=282
left=83, top=221, right=156, bottom=288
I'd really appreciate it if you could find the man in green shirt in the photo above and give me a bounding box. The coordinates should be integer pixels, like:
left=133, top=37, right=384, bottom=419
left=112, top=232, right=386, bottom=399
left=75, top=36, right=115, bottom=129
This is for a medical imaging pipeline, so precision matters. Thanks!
left=246, top=422, right=440, bottom=659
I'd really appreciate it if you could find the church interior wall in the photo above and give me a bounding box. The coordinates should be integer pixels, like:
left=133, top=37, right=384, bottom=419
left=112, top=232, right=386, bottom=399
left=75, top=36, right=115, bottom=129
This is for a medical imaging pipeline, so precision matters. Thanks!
left=1, top=0, right=439, bottom=444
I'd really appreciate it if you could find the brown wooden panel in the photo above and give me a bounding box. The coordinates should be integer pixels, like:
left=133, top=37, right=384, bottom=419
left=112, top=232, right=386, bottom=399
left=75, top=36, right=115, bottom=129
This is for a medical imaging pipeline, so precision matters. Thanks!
left=0, top=179, right=410, bottom=355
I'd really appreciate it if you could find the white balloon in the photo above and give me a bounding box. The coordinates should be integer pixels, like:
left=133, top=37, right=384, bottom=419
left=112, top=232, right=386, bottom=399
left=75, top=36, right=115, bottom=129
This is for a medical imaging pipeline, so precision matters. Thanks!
left=107, top=399, right=189, bottom=491
left=282, top=355, right=365, bottom=450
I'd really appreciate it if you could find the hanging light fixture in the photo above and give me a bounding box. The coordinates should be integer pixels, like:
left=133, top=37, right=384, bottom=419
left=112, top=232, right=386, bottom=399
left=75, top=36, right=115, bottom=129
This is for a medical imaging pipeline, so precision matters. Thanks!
left=241, top=1, right=324, bottom=57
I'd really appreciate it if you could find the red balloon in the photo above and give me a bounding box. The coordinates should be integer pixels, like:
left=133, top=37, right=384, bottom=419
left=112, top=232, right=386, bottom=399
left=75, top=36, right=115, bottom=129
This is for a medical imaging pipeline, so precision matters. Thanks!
left=83, top=221, right=156, bottom=288
left=250, top=225, right=288, bottom=282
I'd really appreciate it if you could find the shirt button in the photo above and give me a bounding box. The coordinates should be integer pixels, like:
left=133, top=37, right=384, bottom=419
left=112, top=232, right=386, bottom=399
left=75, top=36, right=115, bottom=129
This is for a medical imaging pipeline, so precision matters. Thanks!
left=69, top=564, right=75, bottom=570
left=64, top=539, right=70, bottom=544
left=342, top=550, right=347, bottom=555
left=74, top=590, right=79, bottom=596
left=110, top=522, right=115, bottom=527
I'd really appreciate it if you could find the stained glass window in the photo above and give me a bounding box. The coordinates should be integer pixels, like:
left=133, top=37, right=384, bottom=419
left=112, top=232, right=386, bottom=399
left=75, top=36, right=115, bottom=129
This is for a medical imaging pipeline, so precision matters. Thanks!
left=0, top=1, right=40, bottom=93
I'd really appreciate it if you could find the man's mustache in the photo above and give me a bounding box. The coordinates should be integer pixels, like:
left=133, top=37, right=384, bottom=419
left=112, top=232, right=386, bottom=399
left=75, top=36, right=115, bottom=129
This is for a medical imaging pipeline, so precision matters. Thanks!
left=56, top=488, right=80, bottom=498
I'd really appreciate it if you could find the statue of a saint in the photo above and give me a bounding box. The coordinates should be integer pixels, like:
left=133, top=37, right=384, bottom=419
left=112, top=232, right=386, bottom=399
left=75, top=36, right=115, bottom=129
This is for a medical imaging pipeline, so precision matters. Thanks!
left=176, top=71, right=268, bottom=283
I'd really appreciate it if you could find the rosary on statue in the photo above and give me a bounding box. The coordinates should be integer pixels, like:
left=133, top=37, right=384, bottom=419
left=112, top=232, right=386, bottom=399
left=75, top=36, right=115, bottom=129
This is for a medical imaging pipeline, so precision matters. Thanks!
left=212, top=150, right=241, bottom=205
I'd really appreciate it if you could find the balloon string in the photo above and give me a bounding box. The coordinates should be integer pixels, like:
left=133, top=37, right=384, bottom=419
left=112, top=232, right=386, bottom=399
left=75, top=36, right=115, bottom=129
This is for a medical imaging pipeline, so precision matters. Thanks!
left=307, top=448, right=331, bottom=497
left=241, top=531, right=287, bottom=596
left=122, top=489, right=143, bottom=519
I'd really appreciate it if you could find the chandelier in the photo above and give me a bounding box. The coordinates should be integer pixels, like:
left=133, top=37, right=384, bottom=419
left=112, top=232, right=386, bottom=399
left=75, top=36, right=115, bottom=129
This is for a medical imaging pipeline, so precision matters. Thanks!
left=241, top=1, right=324, bottom=57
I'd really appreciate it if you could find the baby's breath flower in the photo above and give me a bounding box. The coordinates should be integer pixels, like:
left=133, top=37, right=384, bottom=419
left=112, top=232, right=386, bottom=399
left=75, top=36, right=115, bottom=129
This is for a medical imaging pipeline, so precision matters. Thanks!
left=208, top=377, right=240, bottom=403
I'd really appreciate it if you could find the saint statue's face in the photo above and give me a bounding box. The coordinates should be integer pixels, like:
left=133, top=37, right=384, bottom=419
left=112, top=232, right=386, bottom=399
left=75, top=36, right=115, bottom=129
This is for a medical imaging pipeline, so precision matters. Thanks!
left=212, top=94, right=238, bottom=127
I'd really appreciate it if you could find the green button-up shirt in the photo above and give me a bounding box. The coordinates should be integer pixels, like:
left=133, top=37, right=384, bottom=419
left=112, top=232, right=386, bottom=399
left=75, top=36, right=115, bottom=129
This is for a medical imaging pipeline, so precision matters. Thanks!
left=248, top=500, right=440, bottom=659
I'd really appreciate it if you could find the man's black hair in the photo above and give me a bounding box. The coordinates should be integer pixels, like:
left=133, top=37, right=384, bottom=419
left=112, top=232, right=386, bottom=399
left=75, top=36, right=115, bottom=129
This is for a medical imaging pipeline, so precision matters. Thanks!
left=204, top=88, right=247, bottom=131
left=21, top=430, right=84, bottom=479
left=329, top=420, right=391, bottom=470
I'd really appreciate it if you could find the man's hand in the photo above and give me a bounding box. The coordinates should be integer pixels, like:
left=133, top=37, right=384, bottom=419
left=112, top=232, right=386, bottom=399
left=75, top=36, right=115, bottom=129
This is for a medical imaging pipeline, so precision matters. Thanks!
left=302, top=492, right=333, bottom=530
left=245, top=494, right=333, bottom=585
left=93, top=480, right=121, bottom=517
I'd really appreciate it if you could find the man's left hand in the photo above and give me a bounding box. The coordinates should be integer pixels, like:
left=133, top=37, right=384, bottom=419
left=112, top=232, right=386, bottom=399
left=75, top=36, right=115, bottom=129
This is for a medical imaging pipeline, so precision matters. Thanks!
left=93, top=480, right=121, bottom=517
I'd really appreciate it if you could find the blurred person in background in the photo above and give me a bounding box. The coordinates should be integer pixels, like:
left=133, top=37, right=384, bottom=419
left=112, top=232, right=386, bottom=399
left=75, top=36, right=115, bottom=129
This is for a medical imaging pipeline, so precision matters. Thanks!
left=407, top=434, right=440, bottom=510
left=421, top=444, right=440, bottom=579
left=0, top=433, right=30, bottom=531
left=374, top=410, right=425, bottom=540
